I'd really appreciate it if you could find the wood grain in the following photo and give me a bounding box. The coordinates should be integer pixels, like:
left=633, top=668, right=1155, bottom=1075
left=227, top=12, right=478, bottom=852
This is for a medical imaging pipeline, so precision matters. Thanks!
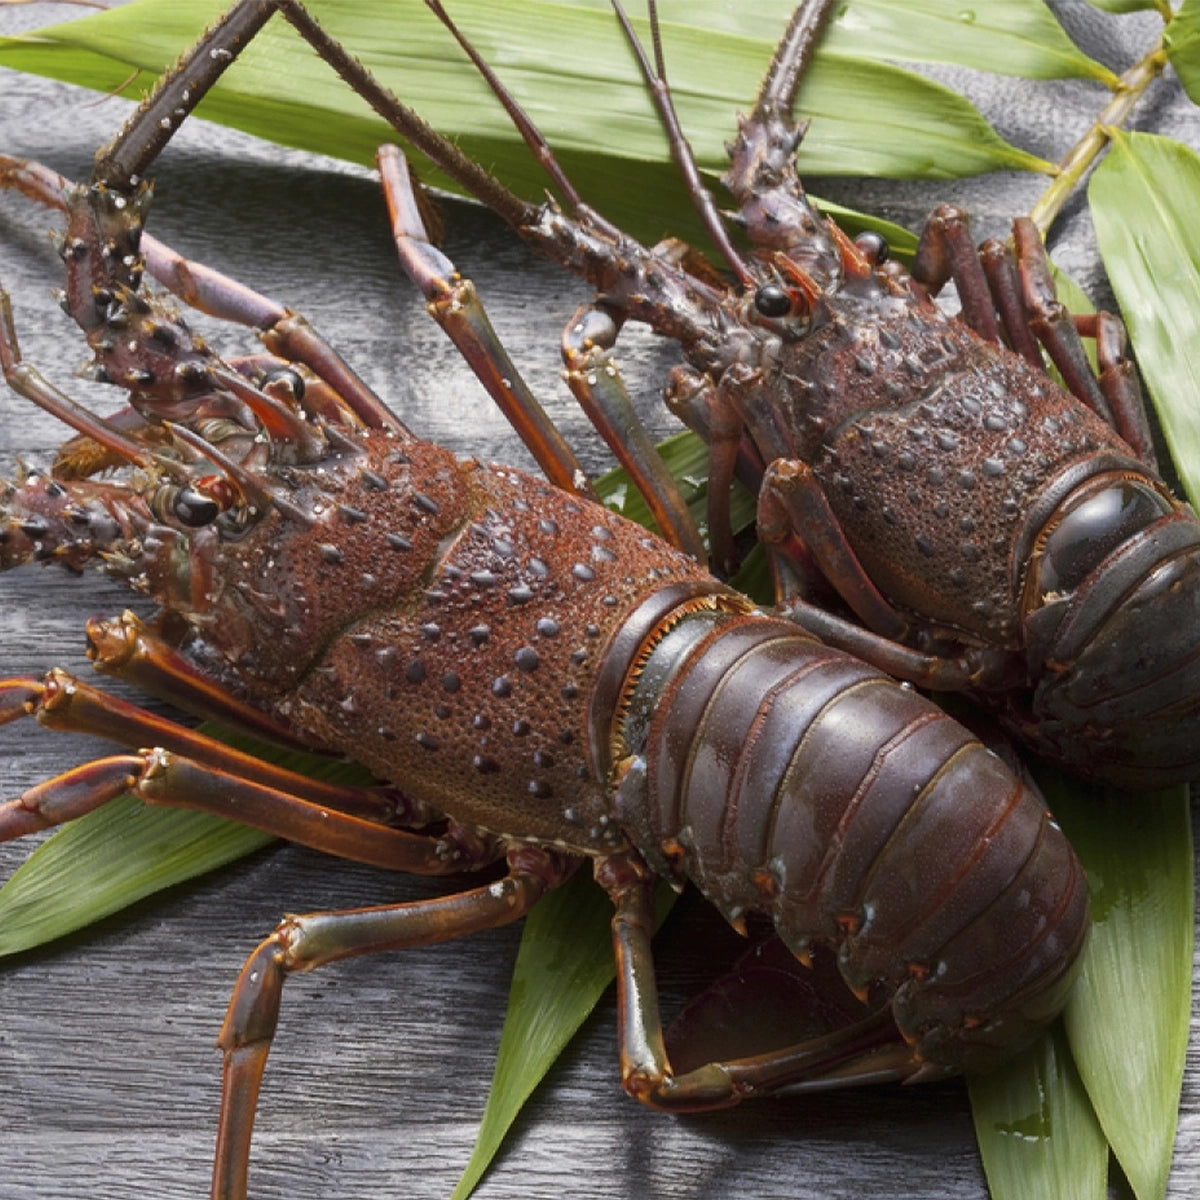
left=1, top=3, right=1198, bottom=1198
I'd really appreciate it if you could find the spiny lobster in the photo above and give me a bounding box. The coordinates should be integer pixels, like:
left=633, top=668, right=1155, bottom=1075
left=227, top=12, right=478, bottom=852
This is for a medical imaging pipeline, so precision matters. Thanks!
left=255, top=0, right=1200, bottom=791
left=0, top=3, right=1089, bottom=1198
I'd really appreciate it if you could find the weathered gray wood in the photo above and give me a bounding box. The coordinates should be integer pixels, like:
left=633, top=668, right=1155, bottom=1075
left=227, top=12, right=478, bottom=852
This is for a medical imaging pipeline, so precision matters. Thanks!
left=1, top=3, right=1198, bottom=1199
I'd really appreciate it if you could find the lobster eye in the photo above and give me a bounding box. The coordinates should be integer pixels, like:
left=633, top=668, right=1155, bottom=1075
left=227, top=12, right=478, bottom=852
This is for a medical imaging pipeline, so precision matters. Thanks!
left=172, top=486, right=221, bottom=528
left=855, top=231, right=889, bottom=266
left=754, top=283, right=792, bottom=319
left=262, top=366, right=305, bottom=403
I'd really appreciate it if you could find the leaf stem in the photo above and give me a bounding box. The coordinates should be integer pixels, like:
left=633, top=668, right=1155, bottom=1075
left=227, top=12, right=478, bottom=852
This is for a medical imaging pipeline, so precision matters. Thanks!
left=1029, top=39, right=1168, bottom=236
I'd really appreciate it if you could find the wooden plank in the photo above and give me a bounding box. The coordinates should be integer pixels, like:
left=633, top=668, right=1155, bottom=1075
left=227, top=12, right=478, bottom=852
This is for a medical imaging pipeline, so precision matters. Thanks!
left=1, top=4, right=1197, bottom=1199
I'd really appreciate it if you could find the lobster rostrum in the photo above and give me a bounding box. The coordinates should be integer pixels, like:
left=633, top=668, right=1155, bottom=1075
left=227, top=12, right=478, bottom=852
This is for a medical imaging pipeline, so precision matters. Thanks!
left=257, top=0, right=1200, bottom=791
left=0, top=4, right=1088, bottom=1197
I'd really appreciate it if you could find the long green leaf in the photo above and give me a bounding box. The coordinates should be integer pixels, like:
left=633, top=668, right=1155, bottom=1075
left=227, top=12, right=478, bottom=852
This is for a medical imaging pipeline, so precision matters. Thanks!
left=968, top=1024, right=1108, bottom=1200
left=509, top=0, right=1113, bottom=80
left=1090, top=132, right=1200, bottom=503
left=827, top=0, right=1115, bottom=82
left=1052, top=778, right=1194, bottom=1200
left=967, top=762, right=1192, bottom=1200
left=1081, top=131, right=1200, bottom=1200
left=0, top=0, right=1052, bottom=219
left=449, top=869, right=617, bottom=1200
left=0, top=730, right=372, bottom=957
left=1060, top=134, right=1200, bottom=1200
left=0, top=799, right=273, bottom=957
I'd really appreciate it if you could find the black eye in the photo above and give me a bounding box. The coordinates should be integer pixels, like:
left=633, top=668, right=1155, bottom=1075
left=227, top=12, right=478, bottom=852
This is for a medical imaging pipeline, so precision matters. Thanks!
left=754, top=283, right=792, bottom=318
left=262, top=366, right=305, bottom=403
left=855, top=231, right=889, bottom=265
left=173, top=486, right=221, bottom=527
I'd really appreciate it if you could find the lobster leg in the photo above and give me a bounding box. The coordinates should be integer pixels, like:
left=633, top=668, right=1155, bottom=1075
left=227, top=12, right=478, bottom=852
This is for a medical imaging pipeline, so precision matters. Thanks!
left=757, top=461, right=1017, bottom=689
left=599, top=854, right=917, bottom=1111
left=1010, top=217, right=1159, bottom=468
left=910, top=202, right=1158, bottom=469
left=663, top=365, right=767, bottom=489
left=1084, top=307, right=1157, bottom=465
left=977, top=236, right=1046, bottom=366
left=0, top=730, right=496, bottom=874
left=213, top=844, right=575, bottom=1200
left=0, top=290, right=164, bottom=474
left=559, top=302, right=709, bottom=563
left=375, top=144, right=595, bottom=499
left=768, top=599, right=998, bottom=690
left=911, top=204, right=1005, bottom=345
left=662, top=366, right=746, bottom=575
left=85, top=610, right=338, bottom=755
left=757, top=459, right=908, bottom=641
left=0, top=667, right=434, bottom=830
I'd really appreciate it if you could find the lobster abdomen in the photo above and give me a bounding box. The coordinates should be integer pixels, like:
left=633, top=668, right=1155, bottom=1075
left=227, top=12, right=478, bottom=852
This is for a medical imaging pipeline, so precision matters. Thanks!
left=614, top=610, right=1089, bottom=1076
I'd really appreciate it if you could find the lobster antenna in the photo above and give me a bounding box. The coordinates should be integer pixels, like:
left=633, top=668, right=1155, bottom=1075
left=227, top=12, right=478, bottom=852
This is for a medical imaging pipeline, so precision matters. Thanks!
left=752, top=0, right=838, bottom=123
left=609, top=1, right=756, bottom=290
left=95, top=0, right=277, bottom=191
left=420, top=0, right=615, bottom=231
left=273, top=0, right=539, bottom=232
left=97, top=0, right=541, bottom=236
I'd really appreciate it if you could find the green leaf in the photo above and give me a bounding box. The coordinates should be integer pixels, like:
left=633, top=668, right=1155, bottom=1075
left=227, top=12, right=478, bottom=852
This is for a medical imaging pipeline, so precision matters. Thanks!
left=1165, top=0, right=1200, bottom=104
left=826, top=0, right=1116, bottom=83
left=0, top=798, right=273, bottom=957
left=793, top=52, right=1051, bottom=179
left=511, top=0, right=1112, bottom=80
left=968, top=1024, right=1108, bottom=1200
left=1090, top=132, right=1200, bottom=506
left=452, top=869, right=674, bottom=1199
left=969, top=766, right=1193, bottom=1200
left=0, top=728, right=373, bottom=957
left=0, top=0, right=1051, bottom=252
left=1052, top=778, right=1193, bottom=1200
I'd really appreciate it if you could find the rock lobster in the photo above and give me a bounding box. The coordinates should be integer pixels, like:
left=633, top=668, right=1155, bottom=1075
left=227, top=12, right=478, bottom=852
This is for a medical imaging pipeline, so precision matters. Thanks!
left=277, top=0, right=1200, bottom=791
left=0, top=3, right=1089, bottom=1197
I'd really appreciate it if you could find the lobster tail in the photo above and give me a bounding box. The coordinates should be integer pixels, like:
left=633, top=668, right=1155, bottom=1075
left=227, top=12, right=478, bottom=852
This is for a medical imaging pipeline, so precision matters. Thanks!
left=617, top=609, right=1088, bottom=1078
